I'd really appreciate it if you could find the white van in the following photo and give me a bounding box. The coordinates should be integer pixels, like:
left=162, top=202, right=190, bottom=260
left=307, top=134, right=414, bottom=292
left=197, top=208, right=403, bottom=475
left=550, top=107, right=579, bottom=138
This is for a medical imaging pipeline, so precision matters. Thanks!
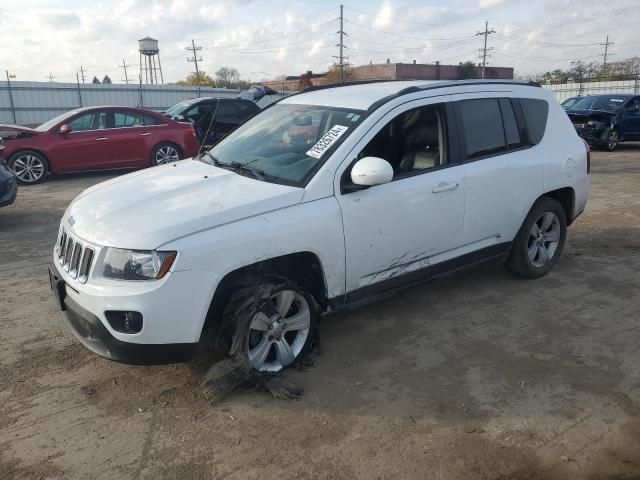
left=49, top=80, right=590, bottom=371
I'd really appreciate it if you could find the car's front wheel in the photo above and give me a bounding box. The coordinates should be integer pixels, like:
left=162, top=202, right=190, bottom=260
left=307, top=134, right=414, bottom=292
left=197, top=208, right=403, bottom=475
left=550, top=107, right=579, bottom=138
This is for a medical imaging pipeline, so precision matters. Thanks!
left=151, top=143, right=181, bottom=166
left=9, top=150, right=49, bottom=184
left=223, top=277, right=317, bottom=372
left=603, top=129, right=618, bottom=151
left=506, top=197, right=567, bottom=279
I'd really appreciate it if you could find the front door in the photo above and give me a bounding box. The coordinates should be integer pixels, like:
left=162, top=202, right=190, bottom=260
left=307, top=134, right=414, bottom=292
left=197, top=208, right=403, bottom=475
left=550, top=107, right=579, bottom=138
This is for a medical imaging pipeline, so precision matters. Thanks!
left=47, top=110, right=111, bottom=172
left=621, top=97, right=640, bottom=140
left=336, top=98, right=467, bottom=295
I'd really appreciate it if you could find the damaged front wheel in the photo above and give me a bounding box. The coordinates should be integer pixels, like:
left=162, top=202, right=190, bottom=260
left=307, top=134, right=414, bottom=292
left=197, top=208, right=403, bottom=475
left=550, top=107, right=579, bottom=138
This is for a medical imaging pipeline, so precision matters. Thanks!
left=224, top=278, right=318, bottom=373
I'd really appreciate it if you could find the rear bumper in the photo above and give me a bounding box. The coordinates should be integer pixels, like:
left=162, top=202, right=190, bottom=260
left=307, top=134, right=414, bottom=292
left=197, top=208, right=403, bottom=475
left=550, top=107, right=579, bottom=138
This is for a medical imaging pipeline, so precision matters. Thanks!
left=48, top=263, right=196, bottom=365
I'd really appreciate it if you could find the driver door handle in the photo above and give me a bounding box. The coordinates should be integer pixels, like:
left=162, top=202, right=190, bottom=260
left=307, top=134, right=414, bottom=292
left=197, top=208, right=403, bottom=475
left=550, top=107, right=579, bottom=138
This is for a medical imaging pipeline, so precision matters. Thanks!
left=140, top=132, right=151, bottom=136
left=432, top=181, right=459, bottom=193
left=95, top=137, right=108, bottom=141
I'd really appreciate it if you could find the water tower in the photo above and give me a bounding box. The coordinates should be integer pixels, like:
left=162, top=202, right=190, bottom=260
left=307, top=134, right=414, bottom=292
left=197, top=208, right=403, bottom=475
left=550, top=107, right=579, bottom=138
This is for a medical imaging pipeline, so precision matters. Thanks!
left=138, top=36, right=164, bottom=84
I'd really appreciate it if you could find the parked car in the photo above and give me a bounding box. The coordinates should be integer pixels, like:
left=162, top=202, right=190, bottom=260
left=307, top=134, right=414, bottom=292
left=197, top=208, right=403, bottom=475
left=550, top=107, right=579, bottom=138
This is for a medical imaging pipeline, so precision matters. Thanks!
left=49, top=80, right=589, bottom=371
left=164, top=97, right=260, bottom=146
left=0, top=106, right=200, bottom=184
left=0, top=139, right=18, bottom=208
left=560, top=96, right=580, bottom=110
left=566, top=94, right=640, bottom=151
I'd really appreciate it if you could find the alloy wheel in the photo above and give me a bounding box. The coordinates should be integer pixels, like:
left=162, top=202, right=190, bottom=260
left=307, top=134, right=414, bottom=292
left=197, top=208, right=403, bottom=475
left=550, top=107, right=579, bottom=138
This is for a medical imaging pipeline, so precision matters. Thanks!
left=12, top=154, right=45, bottom=183
left=154, top=145, right=179, bottom=165
left=607, top=130, right=618, bottom=151
left=527, top=212, right=561, bottom=268
left=247, top=289, right=311, bottom=372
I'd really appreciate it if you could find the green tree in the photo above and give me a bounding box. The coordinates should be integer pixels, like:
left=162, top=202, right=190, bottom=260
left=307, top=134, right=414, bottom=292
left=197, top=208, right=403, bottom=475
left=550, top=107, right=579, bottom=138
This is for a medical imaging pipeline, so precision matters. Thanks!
left=324, top=63, right=352, bottom=83
left=92, top=76, right=101, bottom=84
left=457, top=61, right=478, bottom=79
left=176, top=71, right=216, bottom=87
left=102, top=75, right=112, bottom=84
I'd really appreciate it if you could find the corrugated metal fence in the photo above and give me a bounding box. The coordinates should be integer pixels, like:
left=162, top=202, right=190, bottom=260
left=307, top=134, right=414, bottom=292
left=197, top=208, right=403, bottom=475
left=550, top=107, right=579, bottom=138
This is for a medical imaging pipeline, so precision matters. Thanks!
left=542, top=77, right=640, bottom=101
left=0, top=80, right=283, bottom=125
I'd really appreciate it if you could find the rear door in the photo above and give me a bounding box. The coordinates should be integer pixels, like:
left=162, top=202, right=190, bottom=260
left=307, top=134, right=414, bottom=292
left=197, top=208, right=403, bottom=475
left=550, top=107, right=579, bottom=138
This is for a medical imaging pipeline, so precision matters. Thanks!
left=47, top=110, right=111, bottom=172
left=108, top=110, right=153, bottom=166
left=621, top=97, right=640, bottom=139
left=454, top=95, right=543, bottom=249
left=212, top=100, right=239, bottom=142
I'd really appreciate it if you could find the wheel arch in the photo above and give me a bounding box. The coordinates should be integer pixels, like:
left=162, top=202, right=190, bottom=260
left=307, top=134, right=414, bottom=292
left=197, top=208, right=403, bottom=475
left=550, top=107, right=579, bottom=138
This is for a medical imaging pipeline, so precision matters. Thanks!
left=151, top=141, right=182, bottom=165
left=9, top=148, right=51, bottom=170
left=541, top=186, right=575, bottom=225
left=201, top=251, right=329, bottom=333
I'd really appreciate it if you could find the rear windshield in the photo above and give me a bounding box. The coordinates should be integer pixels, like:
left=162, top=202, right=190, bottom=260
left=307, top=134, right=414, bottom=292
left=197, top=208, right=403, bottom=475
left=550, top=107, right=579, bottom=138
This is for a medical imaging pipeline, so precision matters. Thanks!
left=520, top=98, right=549, bottom=145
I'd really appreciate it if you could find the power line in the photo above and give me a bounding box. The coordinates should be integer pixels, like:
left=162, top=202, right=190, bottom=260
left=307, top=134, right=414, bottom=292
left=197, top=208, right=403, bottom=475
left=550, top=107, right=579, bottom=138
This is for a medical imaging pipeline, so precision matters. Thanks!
left=186, top=39, right=203, bottom=96
left=47, top=73, right=55, bottom=83
left=119, top=59, right=132, bottom=84
left=476, top=21, right=495, bottom=79
left=346, top=20, right=473, bottom=42
left=600, top=35, right=614, bottom=74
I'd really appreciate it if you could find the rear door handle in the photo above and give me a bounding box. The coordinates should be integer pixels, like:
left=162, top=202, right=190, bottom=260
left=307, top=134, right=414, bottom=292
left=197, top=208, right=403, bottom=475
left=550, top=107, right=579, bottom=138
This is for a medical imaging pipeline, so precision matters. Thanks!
left=140, top=132, right=151, bottom=136
left=95, top=137, right=108, bottom=141
left=432, top=182, right=459, bottom=193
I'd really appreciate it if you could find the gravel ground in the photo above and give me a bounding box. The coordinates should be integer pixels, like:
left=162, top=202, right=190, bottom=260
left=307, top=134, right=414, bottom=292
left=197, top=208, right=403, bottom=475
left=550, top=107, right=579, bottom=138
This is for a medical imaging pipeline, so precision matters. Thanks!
left=1, top=146, right=639, bottom=480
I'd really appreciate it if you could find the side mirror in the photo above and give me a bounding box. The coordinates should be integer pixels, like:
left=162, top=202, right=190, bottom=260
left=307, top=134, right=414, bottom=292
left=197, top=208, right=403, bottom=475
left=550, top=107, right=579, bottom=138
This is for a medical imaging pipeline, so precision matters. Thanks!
left=351, top=156, right=394, bottom=186
left=59, top=124, right=72, bottom=134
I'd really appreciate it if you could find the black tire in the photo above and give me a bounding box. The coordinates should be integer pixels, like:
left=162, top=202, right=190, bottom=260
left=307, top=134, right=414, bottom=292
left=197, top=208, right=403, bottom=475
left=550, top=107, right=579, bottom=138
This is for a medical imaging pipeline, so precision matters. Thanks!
left=602, top=129, right=618, bottom=152
left=221, top=275, right=318, bottom=372
left=506, top=197, right=567, bottom=279
left=9, top=150, right=49, bottom=184
left=150, top=142, right=182, bottom=166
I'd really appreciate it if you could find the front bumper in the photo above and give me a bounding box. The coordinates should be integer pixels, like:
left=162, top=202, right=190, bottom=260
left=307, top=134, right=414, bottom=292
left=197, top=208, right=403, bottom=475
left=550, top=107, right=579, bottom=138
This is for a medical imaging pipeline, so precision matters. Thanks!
left=48, top=261, right=216, bottom=364
left=574, top=126, right=609, bottom=147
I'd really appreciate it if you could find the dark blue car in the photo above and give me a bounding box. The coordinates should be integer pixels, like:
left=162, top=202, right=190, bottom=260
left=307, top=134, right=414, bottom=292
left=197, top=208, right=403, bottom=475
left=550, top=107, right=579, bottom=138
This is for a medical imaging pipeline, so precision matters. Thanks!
left=566, top=94, right=640, bottom=151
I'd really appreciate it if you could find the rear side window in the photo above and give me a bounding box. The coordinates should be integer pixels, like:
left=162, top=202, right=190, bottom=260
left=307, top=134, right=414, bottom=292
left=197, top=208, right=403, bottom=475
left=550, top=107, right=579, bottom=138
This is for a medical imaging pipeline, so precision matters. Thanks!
left=458, top=98, right=505, bottom=158
left=499, top=98, right=522, bottom=148
left=520, top=98, right=549, bottom=145
left=143, top=114, right=165, bottom=126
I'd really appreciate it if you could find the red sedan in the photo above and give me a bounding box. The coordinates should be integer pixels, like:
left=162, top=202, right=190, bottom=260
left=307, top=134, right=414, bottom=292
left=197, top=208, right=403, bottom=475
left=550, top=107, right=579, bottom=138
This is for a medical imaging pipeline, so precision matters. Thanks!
left=0, top=106, right=200, bottom=184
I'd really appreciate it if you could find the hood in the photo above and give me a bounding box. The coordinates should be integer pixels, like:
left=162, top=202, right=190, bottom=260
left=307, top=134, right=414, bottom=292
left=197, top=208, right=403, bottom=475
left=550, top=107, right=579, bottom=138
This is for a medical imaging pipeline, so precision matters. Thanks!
left=566, top=110, right=616, bottom=123
left=0, top=124, right=39, bottom=137
left=64, top=159, right=304, bottom=249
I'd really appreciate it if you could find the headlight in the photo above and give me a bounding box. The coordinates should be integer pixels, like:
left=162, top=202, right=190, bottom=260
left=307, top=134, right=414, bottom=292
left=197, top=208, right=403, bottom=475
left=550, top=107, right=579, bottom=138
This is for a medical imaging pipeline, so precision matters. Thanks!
left=586, top=120, right=605, bottom=128
left=101, top=248, right=177, bottom=281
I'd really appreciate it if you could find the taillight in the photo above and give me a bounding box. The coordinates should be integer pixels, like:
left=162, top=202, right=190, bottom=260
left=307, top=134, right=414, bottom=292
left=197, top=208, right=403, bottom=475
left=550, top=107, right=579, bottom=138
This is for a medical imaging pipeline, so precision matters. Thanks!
left=582, top=138, right=591, bottom=174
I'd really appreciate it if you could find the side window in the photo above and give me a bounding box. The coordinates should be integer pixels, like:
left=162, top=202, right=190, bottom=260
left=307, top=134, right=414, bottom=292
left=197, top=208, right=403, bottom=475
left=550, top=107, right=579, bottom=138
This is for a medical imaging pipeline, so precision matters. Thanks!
left=215, top=101, right=236, bottom=122
left=499, top=98, right=522, bottom=148
left=143, top=114, right=165, bottom=126
left=69, top=111, right=108, bottom=132
left=458, top=99, right=505, bottom=158
left=113, top=111, right=143, bottom=128
left=520, top=98, right=549, bottom=145
left=626, top=98, right=640, bottom=115
left=357, top=104, right=447, bottom=178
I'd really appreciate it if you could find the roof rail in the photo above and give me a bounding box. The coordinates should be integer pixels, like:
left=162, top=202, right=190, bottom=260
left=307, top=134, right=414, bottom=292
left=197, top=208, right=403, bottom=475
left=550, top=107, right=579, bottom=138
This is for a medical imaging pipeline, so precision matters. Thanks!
left=301, top=79, right=402, bottom=93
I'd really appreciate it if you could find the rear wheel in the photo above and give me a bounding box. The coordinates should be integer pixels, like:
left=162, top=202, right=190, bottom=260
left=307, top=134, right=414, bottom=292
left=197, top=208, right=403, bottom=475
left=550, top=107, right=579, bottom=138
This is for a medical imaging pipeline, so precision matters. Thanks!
left=9, top=150, right=48, bottom=184
left=151, top=143, right=181, bottom=166
left=506, top=197, right=567, bottom=279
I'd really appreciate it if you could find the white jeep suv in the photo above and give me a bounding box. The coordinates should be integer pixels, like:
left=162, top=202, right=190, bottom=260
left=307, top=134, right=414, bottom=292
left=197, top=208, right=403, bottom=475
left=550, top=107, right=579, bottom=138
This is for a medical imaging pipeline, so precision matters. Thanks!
left=49, top=80, right=589, bottom=371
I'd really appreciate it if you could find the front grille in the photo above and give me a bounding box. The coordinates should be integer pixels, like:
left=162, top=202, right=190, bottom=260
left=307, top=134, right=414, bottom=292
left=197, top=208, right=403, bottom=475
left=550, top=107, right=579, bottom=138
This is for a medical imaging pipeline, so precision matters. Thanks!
left=56, top=228, right=95, bottom=284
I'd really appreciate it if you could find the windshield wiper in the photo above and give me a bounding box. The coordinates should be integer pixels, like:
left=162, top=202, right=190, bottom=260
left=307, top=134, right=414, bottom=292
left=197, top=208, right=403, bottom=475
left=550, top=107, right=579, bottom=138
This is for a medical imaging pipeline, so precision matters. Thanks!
left=229, top=161, right=265, bottom=180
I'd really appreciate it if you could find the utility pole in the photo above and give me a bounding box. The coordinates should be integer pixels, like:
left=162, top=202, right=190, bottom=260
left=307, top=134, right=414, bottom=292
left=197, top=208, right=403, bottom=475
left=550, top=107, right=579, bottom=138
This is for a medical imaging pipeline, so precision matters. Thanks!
left=476, top=21, right=495, bottom=79
left=47, top=73, right=55, bottom=83
left=78, top=66, right=86, bottom=84
left=120, top=59, right=132, bottom=84
left=333, top=4, right=348, bottom=84
left=600, top=35, right=614, bottom=75
left=186, top=39, right=203, bottom=96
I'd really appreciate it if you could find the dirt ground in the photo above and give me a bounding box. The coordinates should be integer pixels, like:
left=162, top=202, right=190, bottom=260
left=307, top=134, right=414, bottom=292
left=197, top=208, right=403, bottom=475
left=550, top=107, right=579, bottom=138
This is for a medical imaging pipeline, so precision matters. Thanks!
left=1, top=146, right=640, bottom=480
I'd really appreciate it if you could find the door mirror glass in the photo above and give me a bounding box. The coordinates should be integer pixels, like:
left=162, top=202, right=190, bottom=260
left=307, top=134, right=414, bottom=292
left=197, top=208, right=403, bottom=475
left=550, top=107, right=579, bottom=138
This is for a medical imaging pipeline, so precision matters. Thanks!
left=351, top=157, right=394, bottom=186
left=59, top=124, right=72, bottom=134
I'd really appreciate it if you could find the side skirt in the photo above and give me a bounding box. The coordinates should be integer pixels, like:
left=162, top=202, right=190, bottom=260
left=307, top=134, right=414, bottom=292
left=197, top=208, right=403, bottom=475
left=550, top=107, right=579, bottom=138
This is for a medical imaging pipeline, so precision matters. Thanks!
left=328, top=242, right=512, bottom=312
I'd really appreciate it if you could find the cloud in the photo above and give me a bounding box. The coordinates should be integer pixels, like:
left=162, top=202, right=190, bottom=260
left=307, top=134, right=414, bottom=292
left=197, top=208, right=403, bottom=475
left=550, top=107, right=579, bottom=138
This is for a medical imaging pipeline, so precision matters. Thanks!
left=479, top=0, right=506, bottom=7
left=38, top=12, right=80, bottom=28
left=373, top=1, right=393, bottom=28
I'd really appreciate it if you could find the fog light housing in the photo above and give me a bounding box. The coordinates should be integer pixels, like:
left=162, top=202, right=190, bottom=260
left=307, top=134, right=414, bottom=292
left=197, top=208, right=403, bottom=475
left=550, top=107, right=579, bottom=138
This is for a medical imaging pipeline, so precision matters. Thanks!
left=105, top=311, right=143, bottom=334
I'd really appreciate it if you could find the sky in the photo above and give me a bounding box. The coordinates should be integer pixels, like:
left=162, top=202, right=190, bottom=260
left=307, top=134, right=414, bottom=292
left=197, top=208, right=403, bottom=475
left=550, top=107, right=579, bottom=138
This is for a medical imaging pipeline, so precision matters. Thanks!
left=0, top=0, right=638, bottom=84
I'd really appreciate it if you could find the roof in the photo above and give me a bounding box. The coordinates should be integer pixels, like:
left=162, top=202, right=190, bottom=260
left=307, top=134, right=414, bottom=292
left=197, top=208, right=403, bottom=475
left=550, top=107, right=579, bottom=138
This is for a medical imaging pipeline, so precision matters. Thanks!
left=279, top=80, right=539, bottom=110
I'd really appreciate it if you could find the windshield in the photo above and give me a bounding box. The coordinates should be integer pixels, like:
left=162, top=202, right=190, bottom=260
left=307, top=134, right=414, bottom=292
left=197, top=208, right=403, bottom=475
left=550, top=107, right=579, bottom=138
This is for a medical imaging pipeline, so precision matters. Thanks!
left=205, top=104, right=366, bottom=186
left=561, top=97, right=579, bottom=110
left=165, top=99, right=199, bottom=117
left=570, top=96, right=627, bottom=113
left=35, top=109, right=83, bottom=132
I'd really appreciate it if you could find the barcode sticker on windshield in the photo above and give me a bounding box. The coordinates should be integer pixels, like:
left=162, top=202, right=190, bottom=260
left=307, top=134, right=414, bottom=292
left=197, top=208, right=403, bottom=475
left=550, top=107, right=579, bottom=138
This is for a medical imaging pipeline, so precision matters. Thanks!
left=306, top=125, right=349, bottom=159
